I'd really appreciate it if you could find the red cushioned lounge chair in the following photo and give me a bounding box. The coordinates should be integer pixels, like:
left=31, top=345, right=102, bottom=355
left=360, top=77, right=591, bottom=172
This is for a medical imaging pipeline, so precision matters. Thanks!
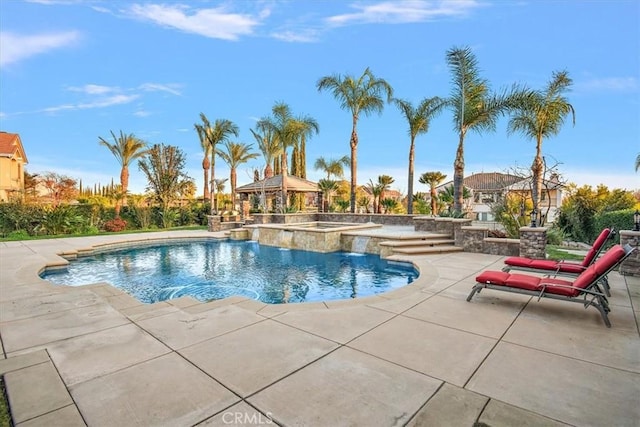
left=467, top=244, right=635, bottom=327
left=502, top=228, right=615, bottom=296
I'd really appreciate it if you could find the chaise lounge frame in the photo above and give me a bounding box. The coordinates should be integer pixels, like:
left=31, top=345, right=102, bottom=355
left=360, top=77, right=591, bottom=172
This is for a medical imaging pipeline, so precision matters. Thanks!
left=467, top=244, right=635, bottom=328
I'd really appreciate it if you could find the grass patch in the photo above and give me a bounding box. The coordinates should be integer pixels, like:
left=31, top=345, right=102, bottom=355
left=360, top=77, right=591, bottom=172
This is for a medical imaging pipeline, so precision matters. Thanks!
left=0, top=377, right=11, bottom=427
left=546, top=245, right=585, bottom=261
left=0, top=225, right=207, bottom=242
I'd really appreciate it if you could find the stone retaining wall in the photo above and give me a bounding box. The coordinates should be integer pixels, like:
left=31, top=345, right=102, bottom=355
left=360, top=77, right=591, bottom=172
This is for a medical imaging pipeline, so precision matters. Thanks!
left=619, top=230, right=640, bottom=276
left=519, top=227, right=547, bottom=259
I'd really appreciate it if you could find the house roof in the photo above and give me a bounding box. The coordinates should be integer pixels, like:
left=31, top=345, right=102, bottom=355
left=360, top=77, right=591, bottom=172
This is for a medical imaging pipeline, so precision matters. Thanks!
left=236, top=174, right=318, bottom=193
left=0, top=132, right=28, bottom=163
left=437, top=172, right=524, bottom=192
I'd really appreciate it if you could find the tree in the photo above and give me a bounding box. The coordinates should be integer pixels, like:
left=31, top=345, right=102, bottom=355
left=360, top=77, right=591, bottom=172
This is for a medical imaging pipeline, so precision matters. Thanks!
left=635, top=153, right=639, bottom=171
left=258, top=102, right=318, bottom=210
left=393, top=97, right=446, bottom=214
left=194, top=114, right=239, bottom=214
left=39, top=172, right=77, bottom=206
left=194, top=121, right=211, bottom=200
left=213, top=178, right=228, bottom=212
left=138, top=144, right=194, bottom=227
left=507, top=70, right=575, bottom=225
left=439, top=184, right=471, bottom=214
left=317, top=178, right=338, bottom=212
left=217, top=141, right=259, bottom=211
left=317, top=67, right=393, bottom=212
left=250, top=127, right=281, bottom=179
left=377, top=174, right=394, bottom=213
left=419, top=171, right=447, bottom=215
left=98, top=130, right=149, bottom=217
left=366, top=179, right=383, bottom=214
left=314, top=156, right=350, bottom=180
left=446, top=46, right=530, bottom=215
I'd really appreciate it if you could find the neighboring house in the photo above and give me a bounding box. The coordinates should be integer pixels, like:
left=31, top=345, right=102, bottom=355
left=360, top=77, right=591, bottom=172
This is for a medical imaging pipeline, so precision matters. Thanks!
left=436, top=172, right=564, bottom=223
left=0, top=132, right=28, bottom=202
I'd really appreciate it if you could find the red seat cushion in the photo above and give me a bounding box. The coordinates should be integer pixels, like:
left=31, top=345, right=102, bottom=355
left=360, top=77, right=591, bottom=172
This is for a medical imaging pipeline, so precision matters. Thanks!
left=503, top=273, right=543, bottom=291
left=581, top=228, right=611, bottom=267
left=503, top=257, right=534, bottom=268
left=476, top=271, right=510, bottom=285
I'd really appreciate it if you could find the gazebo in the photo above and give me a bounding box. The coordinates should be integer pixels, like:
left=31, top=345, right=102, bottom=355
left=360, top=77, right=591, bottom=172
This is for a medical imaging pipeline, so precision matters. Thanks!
left=236, top=174, right=319, bottom=212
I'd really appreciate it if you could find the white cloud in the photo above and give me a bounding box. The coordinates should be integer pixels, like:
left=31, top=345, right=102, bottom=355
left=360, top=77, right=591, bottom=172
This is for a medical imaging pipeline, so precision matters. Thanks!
left=139, top=83, right=183, bottom=96
left=271, top=29, right=320, bottom=43
left=41, top=94, right=139, bottom=114
left=326, top=0, right=483, bottom=26
left=134, top=110, right=152, bottom=117
left=68, top=84, right=117, bottom=95
left=0, top=30, right=81, bottom=66
left=576, top=77, right=638, bottom=93
left=127, top=3, right=262, bottom=40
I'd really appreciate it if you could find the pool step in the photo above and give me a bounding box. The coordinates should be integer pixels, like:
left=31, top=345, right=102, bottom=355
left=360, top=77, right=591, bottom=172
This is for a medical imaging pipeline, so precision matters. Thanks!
left=379, top=235, right=462, bottom=256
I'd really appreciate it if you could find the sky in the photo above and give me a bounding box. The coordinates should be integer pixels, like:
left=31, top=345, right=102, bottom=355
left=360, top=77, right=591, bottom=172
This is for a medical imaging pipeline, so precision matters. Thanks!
left=1, top=0, right=639, bottom=197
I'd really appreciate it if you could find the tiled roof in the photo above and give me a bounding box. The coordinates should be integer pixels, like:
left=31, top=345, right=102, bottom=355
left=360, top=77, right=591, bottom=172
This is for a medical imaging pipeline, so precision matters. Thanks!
left=438, top=172, right=524, bottom=191
left=0, top=132, right=28, bottom=163
left=236, top=174, right=318, bottom=193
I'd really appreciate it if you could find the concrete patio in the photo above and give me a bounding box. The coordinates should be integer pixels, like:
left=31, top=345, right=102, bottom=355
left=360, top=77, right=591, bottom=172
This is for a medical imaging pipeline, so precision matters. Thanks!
left=0, top=230, right=638, bottom=426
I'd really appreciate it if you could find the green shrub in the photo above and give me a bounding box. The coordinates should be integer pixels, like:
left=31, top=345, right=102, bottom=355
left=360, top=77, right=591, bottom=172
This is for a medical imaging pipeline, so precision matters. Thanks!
left=546, top=226, right=565, bottom=246
left=7, top=230, right=30, bottom=240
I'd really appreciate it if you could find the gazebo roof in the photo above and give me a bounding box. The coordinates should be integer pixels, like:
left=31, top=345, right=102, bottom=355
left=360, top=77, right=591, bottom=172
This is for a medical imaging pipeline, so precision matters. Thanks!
left=236, top=174, right=318, bottom=193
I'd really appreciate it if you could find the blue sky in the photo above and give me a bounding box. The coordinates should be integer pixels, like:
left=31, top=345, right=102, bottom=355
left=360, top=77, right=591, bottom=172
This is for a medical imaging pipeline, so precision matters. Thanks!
left=1, top=0, right=639, bottom=196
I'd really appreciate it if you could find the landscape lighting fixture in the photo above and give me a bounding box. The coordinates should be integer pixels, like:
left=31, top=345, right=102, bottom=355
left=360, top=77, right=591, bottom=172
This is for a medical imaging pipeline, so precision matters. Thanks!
left=530, top=209, right=538, bottom=228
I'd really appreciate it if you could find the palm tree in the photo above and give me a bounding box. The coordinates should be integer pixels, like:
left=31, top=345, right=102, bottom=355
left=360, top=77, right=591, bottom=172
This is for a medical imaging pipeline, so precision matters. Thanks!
left=419, top=171, right=447, bottom=215
left=290, top=116, right=319, bottom=179
left=507, top=70, right=575, bottom=224
left=314, top=156, right=350, bottom=179
left=98, top=130, right=149, bottom=217
left=194, top=122, right=211, bottom=200
left=393, top=97, right=446, bottom=214
left=258, top=102, right=318, bottom=210
left=317, top=178, right=338, bottom=212
left=217, top=141, right=259, bottom=211
left=366, top=179, right=383, bottom=214
left=636, top=153, right=640, bottom=171
left=377, top=174, right=395, bottom=212
left=250, top=127, right=281, bottom=179
left=317, top=67, right=394, bottom=212
left=213, top=178, right=228, bottom=212
left=194, top=113, right=239, bottom=214
left=446, top=46, right=530, bottom=215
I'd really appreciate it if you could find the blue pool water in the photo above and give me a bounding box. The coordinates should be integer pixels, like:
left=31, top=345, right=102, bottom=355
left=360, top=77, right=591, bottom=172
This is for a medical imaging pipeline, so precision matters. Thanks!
left=42, top=240, right=418, bottom=304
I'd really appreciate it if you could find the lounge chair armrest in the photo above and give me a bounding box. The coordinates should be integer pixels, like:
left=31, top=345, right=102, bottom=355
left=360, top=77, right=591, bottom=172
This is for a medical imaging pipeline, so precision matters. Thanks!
left=538, top=282, right=606, bottom=297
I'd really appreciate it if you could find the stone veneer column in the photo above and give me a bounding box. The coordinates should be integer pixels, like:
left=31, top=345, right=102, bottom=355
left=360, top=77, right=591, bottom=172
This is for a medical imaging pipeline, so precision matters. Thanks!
left=461, top=226, right=488, bottom=253
left=519, top=227, right=547, bottom=259
left=619, top=230, right=640, bottom=276
left=207, top=215, right=221, bottom=232
left=452, top=219, right=473, bottom=246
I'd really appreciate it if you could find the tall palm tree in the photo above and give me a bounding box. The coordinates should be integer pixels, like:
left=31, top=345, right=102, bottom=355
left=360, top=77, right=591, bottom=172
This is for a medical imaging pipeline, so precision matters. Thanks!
left=314, top=156, right=350, bottom=179
left=194, top=124, right=211, bottom=200
left=419, top=171, right=447, bottom=215
left=393, top=97, right=446, bottom=214
left=258, top=102, right=318, bottom=210
left=507, top=70, right=575, bottom=224
left=194, top=113, right=239, bottom=214
left=98, top=130, right=149, bottom=217
left=217, top=141, right=259, bottom=210
left=250, top=127, right=281, bottom=179
left=317, top=67, right=394, bottom=212
left=636, top=153, right=640, bottom=171
left=446, top=46, right=530, bottom=215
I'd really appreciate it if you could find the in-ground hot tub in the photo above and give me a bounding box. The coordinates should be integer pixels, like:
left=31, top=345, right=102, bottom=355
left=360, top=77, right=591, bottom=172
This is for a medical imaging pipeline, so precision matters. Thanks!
left=246, top=221, right=382, bottom=253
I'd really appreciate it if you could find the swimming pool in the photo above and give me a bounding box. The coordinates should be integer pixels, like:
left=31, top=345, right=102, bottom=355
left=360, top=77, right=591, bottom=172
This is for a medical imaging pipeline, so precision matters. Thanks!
left=42, top=240, right=418, bottom=304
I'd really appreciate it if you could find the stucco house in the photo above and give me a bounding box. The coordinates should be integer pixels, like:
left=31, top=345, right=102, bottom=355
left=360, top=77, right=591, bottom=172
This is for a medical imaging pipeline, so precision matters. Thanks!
left=437, top=172, right=564, bottom=223
left=0, top=132, right=28, bottom=202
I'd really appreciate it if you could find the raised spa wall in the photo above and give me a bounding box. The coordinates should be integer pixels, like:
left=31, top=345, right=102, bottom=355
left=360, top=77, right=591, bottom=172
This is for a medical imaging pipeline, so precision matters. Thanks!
left=245, top=222, right=382, bottom=253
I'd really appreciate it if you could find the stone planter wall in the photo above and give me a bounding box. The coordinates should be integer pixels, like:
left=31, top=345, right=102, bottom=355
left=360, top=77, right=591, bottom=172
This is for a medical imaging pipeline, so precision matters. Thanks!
left=619, top=230, right=640, bottom=276
left=207, top=215, right=221, bottom=232
left=413, top=217, right=437, bottom=232
left=483, top=238, right=520, bottom=256
left=519, top=227, right=547, bottom=259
